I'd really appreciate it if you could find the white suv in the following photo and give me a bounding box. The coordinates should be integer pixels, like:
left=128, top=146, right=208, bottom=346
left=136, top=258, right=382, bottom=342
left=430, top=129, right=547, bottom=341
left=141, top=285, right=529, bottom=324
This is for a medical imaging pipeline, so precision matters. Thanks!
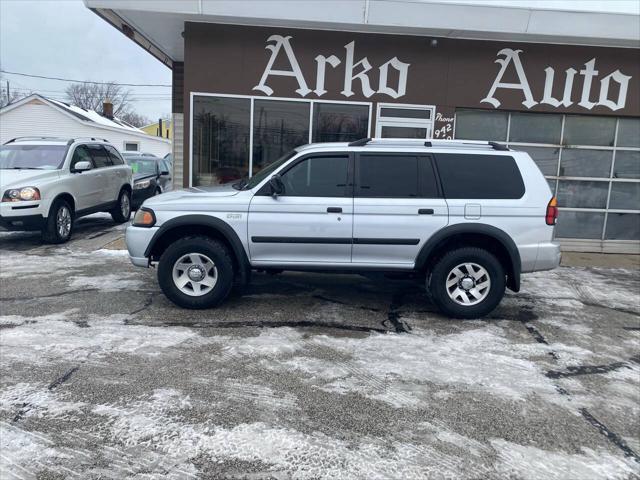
left=126, top=139, right=561, bottom=318
left=0, top=137, right=132, bottom=243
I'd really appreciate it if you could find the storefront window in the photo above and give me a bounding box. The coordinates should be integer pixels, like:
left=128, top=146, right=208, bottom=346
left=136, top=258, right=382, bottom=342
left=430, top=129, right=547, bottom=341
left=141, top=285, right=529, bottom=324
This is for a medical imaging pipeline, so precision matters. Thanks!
left=563, top=115, right=616, bottom=146
left=312, top=103, right=368, bottom=142
left=455, top=110, right=507, bottom=141
left=559, top=149, right=612, bottom=178
left=613, top=151, right=640, bottom=179
left=193, top=96, right=250, bottom=186
left=557, top=180, right=608, bottom=209
left=606, top=213, right=640, bottom=240
left=609, top=182, right=640, bottom=210
left=555, top=211, right=605, bottom=239
left=617, top=118, right=640, bottom=148
left=509, top=112, right=562, bottom=144
left=253, top=99, right=310, bottom=173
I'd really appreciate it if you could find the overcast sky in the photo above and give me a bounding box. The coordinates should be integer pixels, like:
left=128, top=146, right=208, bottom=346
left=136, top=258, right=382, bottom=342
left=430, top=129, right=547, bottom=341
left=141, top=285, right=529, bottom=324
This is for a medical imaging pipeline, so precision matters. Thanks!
left=0, top=0, right=171, bottom=121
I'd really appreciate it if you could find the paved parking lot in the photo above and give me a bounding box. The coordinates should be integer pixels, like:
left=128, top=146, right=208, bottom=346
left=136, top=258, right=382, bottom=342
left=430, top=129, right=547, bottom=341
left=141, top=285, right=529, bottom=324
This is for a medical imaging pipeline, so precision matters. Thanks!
left=1, top=215, right=639, bottom=479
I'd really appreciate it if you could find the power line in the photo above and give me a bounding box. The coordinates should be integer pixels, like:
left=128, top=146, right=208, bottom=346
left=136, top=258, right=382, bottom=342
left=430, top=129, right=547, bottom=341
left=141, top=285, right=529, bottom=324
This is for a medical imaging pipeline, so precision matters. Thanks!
left=0, top=70, right=171, bottom=87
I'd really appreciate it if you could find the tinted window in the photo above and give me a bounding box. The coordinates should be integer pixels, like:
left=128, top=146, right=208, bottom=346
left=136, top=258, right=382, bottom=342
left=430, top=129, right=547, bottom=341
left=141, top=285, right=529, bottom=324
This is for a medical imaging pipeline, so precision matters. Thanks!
left=70, top=145, right=93, bottom=170
left=356, top=154, right=438, bottom=198
left=281, top=155, right=348, bottom=197
left=87, top=145, right=112, bottom=168
left=435, top=154, right=525, bottom=199
left=312, top=103, right=369, bottom=142
left=104, top=145, right=124, bottom=165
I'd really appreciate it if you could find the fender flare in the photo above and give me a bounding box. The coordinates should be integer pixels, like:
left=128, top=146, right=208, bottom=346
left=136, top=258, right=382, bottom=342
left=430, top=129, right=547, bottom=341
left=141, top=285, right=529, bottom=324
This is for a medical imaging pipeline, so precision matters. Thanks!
left=144, top=214, right=251, bottom=284
left=416, top=223, right=521, bottom=291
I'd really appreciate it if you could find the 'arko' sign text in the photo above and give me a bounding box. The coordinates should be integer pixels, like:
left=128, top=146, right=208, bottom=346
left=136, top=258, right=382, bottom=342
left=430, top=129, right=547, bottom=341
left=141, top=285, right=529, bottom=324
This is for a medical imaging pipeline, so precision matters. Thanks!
left=482, top=49, right=632, bottom=112
left=253, top=35, right=410, bottom=99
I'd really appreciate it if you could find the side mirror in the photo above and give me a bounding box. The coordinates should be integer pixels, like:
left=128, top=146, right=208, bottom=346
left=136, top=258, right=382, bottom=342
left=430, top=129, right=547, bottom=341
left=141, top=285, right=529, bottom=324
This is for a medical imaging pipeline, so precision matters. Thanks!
left=72, top=161, right=92, bottom=173
left=269, top=175, right=284, bottom=197
left=160, top=170, right=170, bottom=176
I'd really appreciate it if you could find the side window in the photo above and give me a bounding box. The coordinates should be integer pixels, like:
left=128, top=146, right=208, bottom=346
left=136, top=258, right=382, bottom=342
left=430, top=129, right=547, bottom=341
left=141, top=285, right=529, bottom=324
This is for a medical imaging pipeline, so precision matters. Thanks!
left=124, top=142, right=139, bottom=152
left=357, top=154, right=436, bottom=198
left=87, top=145, right=112, bottom=168
left=435, top=153, right=525, bottom=199
left=70, top=145, right=93, bottom=170
left=104, top=145, right=124, bottom=165
left=280, top=155, right=349, bottom=197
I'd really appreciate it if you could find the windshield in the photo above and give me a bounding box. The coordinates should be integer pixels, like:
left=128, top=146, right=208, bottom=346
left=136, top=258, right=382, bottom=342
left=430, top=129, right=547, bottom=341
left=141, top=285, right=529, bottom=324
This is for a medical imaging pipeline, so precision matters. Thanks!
left=239, top=150, right=298, bottom=190
left=0, top=145, right=67, bottom=169
left=126, top=157, right=157, bottom=175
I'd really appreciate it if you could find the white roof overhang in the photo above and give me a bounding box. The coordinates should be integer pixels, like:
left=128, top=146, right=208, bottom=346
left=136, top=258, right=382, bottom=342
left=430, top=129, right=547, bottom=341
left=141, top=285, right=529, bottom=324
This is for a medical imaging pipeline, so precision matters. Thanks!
left=84, top=0, right=640, bottom=68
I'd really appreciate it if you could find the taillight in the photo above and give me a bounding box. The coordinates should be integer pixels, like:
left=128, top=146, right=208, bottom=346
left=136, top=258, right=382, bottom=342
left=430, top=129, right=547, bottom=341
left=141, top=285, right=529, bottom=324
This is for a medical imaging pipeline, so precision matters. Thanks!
left=546, top=197, right=558, bottom=226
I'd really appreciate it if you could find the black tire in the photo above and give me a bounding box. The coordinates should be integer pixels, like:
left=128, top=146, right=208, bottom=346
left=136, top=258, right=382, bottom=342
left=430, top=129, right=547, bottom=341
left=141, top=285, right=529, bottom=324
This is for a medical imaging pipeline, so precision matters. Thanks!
left=110, top=189, right=131, bottom=224
left=157, top=236, right=234, bottom=309
left=428, top=247, right=505, bottom=319
left=42, top=198, right=74, bottom=244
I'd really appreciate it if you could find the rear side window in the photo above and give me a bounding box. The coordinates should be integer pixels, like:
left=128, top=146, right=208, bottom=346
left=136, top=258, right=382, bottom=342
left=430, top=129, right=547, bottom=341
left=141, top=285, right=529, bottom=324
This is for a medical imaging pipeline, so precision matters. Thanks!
left=356, top=154, right=439, bottom=198
left=104, top=145, right=124, bottom=165
left=435, top=153, right=525, bottom=199
left=87, top=145, right=112, bottom=168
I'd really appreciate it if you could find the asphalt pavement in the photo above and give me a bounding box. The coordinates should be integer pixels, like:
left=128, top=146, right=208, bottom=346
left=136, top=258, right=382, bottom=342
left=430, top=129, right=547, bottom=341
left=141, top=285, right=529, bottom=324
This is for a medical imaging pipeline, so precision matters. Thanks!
left=1, top=214, right=639, bottom=479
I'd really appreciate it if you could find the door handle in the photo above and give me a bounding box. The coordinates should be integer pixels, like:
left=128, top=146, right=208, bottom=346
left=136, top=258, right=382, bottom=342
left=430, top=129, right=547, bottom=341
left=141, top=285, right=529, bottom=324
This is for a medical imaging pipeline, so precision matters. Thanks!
left=418, top=208, right=434, bottom=215
left=327, top=207, right=342, bottom=213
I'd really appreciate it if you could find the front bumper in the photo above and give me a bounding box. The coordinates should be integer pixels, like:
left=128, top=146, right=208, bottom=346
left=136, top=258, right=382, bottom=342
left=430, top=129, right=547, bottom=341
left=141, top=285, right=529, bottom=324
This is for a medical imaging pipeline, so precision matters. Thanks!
left=534, top=242, right=562, bottom=271
left=0, top=213, right=45, bottom=231
left=125, top=224, right=158, bottom=268
left=132, top=185, right=156, bottom=209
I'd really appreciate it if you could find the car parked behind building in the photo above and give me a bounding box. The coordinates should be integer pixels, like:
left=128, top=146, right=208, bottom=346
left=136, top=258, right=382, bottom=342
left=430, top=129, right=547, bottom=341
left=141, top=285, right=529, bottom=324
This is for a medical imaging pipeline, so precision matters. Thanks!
left=126, top=138, right=561, bottom=319
left=124, top=154, right=173, bottom=209
left=0, top=136, right=132, bottom=243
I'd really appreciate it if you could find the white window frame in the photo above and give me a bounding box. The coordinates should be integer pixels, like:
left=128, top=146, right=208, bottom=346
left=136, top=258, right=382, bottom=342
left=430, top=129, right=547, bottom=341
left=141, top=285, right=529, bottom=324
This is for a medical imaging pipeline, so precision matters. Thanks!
left=189, top=91, right=373, bottom=188
left=375, top=102, right=436, bottom=139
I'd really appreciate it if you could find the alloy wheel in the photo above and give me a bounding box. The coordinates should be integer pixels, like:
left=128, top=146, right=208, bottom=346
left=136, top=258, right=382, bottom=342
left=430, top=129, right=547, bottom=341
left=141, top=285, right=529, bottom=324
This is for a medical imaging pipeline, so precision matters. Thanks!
left=446, top=262, right=491, bottom=306
left=56, top=205, right=71, bottom=238
left=172, top=253, right=218, bottom=296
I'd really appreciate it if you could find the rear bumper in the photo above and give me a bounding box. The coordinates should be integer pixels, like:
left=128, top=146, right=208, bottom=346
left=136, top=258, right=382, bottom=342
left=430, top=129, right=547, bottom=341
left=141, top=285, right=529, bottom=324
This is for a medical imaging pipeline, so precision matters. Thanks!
left=534, top=242, right=562, bottom=271
left=0, top=213, right=45, bottom=231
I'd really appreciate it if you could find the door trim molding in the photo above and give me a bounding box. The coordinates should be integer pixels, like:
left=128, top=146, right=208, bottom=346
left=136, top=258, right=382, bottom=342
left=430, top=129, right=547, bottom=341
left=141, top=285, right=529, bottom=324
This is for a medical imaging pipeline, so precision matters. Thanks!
left=251, top=236, right=419, bottom=245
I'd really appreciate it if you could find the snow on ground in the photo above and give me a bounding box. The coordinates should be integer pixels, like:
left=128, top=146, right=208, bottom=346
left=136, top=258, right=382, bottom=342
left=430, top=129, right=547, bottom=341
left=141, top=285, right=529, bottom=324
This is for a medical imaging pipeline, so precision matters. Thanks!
left=68, top=273, right=144, bottom=291
left=0, top=313, right=209, bottom=364
left=492, top=439, right=638, bottom=480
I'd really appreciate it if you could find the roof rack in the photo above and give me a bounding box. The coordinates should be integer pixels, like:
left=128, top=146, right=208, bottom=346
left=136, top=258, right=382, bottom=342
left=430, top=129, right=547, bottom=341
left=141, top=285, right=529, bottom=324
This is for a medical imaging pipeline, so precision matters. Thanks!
left=4, top=136, right=72, bottom=145
left=347, top=138, right=510, bottom=151
left=71, top=137, right=110, bottom=143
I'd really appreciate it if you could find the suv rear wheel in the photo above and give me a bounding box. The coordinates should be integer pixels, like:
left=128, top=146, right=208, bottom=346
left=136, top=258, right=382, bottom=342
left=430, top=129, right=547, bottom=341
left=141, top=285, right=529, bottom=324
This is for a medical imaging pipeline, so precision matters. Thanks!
left=42, top=198, right=74, bottom=244
left=110, top=189, right=131, bottom=224
left=157, top=236, right=234, bottom=309
left=428, top=247, right=505, bottom=319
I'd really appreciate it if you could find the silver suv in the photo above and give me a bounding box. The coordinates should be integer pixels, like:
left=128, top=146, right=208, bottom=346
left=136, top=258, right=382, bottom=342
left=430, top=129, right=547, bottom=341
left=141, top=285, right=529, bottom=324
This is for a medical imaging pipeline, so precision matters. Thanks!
left=125, top=139, right=560, bottom=318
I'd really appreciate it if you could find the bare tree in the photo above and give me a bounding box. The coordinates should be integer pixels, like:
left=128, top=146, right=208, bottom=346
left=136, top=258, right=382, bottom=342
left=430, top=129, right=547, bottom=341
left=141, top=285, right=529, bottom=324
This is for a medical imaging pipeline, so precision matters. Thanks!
left=65, top=82, right=133, bottom=116
left=118, top=110, right=150, bottom=128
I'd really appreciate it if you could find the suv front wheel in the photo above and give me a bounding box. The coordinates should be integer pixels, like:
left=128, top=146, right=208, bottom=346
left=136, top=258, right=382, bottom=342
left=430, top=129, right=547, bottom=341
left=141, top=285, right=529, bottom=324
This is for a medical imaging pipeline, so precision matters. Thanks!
left=42, top=198, right=74, bottom=244
left=157, top=236, right=234, bottom=309
left=429, top=247, right=505, bottom=319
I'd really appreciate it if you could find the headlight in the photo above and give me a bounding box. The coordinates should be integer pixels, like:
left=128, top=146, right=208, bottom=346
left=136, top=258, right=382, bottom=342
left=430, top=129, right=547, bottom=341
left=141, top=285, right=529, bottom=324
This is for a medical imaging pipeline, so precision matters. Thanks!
left=2, top=186, right=41, bottom=202
left=134, top=179, right=152, bottom=190
left=132, top=208, right=156, bottom=227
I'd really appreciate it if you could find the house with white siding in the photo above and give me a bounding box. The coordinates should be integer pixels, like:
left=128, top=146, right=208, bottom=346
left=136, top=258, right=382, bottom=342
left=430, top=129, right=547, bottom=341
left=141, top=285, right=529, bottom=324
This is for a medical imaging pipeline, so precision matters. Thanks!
left=0, top=94, right=171, bottom=157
